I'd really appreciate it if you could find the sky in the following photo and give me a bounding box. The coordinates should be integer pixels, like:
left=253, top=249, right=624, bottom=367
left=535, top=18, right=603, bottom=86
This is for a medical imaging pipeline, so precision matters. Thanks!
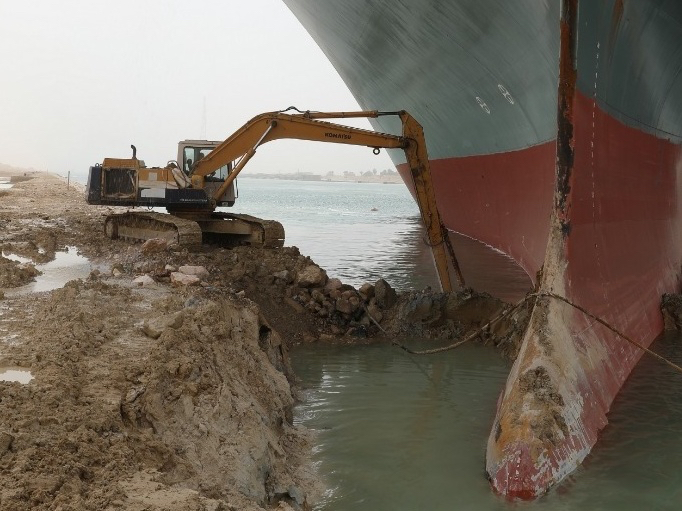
left=0, top=0, right=394, bottom=177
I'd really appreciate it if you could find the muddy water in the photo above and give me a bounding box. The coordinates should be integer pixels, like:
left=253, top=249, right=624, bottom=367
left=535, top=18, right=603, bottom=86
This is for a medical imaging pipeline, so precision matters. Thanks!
left=292, top=334, right=682, bottom=510
left=292, top=342, right=510, bottom=510
left=227, top=178, right=440, bottom=291
left=2, top=246, right=97, bottom=296
left=0, top=367, right=33, bottom=384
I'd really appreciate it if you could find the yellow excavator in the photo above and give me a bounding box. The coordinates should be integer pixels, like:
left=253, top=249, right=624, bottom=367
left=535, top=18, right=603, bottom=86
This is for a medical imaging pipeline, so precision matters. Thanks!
left=86, top=108, right=460, bottom=291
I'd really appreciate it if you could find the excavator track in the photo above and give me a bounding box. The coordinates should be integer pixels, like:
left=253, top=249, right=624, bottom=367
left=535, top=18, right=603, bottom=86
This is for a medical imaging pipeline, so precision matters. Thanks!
left=104, top=211, right=285, bottom=248
left=104, top=211, right=203, bottom=246
left=192, top=212, right=285, bottom=249
left=224, top=213, right=285, bottom=249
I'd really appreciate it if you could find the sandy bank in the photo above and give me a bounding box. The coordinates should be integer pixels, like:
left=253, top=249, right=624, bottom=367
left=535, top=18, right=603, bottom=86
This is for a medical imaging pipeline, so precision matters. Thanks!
left=0, top=173, right=319, bottom=510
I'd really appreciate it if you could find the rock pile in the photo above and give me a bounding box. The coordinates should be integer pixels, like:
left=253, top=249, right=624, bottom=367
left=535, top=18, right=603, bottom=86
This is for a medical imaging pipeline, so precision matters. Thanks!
left=290, top=272, right=396, bottom=337
left=108, top=241, right=531, bottom=358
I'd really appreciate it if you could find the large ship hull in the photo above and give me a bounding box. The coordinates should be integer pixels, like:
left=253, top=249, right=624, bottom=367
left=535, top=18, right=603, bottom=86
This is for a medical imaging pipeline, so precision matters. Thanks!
left=284, top=0, right=682, bottom=498
left=284, top=0, right=561, bottom=301
left=486, top=1, right=682, bottom=497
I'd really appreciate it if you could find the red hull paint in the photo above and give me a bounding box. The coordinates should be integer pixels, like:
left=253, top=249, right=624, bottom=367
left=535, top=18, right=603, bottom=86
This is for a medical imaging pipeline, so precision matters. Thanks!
left=398, top=141, right=555, bottom=301
left=486, top=90, right=682, bottom=498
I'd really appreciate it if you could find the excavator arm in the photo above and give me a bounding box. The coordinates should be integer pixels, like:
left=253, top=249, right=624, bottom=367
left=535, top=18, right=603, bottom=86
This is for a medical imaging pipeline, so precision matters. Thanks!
left=191, top=110, right=405, bottom=179
left=193, top=109, right=463, bottom=292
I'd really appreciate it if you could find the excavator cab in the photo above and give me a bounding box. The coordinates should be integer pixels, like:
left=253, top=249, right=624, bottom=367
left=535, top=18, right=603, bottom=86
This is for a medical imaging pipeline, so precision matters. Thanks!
left=176, top=140, right=235, bottom=201
left=179, top=142, right=224, bottom=177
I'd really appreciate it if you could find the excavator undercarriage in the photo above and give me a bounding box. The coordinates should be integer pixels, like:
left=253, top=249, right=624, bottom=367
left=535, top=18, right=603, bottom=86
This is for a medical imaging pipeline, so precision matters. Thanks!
left=103, top=211, right=284, bottom=248
left=104, top=211, right=202, bottom=245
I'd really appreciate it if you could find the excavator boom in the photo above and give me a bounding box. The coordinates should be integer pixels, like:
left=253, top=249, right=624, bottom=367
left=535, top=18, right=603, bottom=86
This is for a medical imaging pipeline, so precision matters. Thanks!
left=191, top=110, right=405, bottom=179
left=190, top=109, right=460, bottom=292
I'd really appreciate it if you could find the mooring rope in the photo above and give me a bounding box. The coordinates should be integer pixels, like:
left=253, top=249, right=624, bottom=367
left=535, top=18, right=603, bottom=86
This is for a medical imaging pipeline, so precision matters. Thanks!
left=542, top=292, right=682, bottom=374
left=362, top=304, right=443, bottom=389
left=373, top=292, right=682, bottom=374
left=389, top=295, right=529, bottom=355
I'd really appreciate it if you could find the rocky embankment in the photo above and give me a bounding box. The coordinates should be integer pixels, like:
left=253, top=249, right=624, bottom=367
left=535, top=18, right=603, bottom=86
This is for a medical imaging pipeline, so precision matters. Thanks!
left=0, top=171, right=529, bottom=510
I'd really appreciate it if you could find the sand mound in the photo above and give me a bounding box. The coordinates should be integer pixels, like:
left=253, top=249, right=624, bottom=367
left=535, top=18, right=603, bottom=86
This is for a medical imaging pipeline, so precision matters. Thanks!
left=0, top=281, right=314, bottom=510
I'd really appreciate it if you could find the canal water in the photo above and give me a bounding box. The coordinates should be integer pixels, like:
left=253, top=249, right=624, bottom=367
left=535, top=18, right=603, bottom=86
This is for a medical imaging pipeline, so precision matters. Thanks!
left=292, top=342, right=510, bottom=510
left=71, top=174, right=682, bottom=508
left=227, top=177, right=440, bottom=291
left=292, top=336, right=682, bottom=510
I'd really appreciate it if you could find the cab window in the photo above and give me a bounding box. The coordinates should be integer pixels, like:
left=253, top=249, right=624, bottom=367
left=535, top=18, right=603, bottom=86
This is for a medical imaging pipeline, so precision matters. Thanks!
left=183, top=147, right=195, bottom=173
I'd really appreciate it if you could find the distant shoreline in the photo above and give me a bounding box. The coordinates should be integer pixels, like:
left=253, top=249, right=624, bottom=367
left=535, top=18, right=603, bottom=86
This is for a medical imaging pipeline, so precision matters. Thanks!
left=242, top=173, right=404, bottom=185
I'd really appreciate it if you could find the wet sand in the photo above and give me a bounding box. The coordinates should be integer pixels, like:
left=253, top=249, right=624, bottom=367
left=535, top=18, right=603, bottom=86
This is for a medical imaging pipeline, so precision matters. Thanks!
left=0, top=171, right=319, bottom=510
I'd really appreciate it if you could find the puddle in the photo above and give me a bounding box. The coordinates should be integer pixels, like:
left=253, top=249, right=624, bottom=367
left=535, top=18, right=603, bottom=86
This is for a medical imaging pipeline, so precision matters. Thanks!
left=0, top=367, right=33, bottom=384
left=2, top=246, right=99, bottom=296
left=0, top=333, right=20, bottom=346
left=0, top=178, right=12, bottom=190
